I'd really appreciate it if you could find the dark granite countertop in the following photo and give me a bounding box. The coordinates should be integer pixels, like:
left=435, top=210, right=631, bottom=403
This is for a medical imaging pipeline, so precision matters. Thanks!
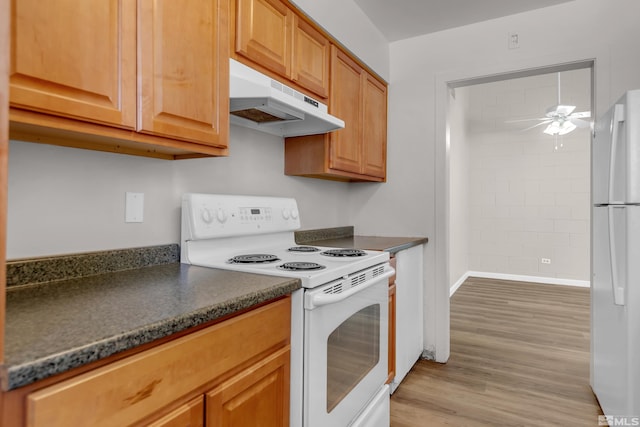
left=2, top=261, right=300, bottom=391
left=304, top=236, right=428, bottom=253
left=295, top=227, right=428, bottom=254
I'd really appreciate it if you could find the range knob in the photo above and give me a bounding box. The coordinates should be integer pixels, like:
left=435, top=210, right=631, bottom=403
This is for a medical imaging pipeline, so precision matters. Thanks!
left=201, top=208, right=213, bottom=224
left=216, top=208, right=228, bottom=223
left=282, top=208, right=290, bottom=220
left=290, top=209, right=299, bottom=220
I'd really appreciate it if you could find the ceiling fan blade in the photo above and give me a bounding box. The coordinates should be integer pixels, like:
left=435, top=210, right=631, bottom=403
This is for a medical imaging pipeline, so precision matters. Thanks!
left=504, top=117, right=548, bottom=123
left=522, top=120, right=552, bottom=131
left=570, top=118, right=591, bottom=128
left=570, top=111, right=591, bottom=119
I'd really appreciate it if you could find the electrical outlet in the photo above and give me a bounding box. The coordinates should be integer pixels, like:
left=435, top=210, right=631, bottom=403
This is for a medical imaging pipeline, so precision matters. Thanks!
left=541, top=258, right=551, bottom=264
left=508, top=32, right=520, bottom=49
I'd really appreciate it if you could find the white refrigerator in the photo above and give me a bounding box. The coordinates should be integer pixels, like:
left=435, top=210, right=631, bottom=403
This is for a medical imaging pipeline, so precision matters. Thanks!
left=592, top=89, right=640, bottom=418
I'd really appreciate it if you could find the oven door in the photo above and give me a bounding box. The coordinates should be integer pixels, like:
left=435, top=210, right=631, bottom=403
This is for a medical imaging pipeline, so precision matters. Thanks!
left=303, top=264, right=392, bottom=427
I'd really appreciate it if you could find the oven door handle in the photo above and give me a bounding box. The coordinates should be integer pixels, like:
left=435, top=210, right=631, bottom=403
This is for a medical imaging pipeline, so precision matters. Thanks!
left=307, top=267, right=395, bottom=308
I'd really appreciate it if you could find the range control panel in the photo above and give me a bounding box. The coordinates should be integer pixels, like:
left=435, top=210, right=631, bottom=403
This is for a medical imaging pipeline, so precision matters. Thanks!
left=239, top=207, right=273, bottom=223
left=182, top=193, right=300, bottom=240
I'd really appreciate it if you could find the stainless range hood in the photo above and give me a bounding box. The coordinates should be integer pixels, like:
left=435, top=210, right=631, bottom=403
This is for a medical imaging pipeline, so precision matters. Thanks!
left=229, top=58, right=344, bottom=137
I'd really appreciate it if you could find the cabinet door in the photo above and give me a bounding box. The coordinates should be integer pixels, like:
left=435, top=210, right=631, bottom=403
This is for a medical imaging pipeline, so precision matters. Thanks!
left=235, top=0, right=292, bottom=78
left=292, top=17, right=329, bottom=98
left=9, top=0, right=136, bottom=128
left=149, top=397, right=204, bottom=427
left=329, top=46, right=362, bottom=174
left=206, top=347, right=290, bottom=427
left=138, top=0, right=229, bottom=147
left=362, top=73, right=387, bottom=178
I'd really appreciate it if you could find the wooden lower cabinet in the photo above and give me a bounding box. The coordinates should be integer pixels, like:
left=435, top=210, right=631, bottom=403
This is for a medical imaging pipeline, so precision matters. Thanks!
left=150, top=346, right=290, bottom=427
left=17, top=297, right=290, bottom=427
left=206, top=346, right=290, bottom=427
left=148, top=396, right=205, bottom=427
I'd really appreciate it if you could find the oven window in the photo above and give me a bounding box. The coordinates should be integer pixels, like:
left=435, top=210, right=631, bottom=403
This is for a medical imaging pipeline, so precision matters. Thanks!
left=326, top=304, right=380, bottom=412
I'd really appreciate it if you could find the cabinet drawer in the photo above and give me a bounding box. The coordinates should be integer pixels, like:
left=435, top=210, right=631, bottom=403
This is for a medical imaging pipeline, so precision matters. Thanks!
left=26, top=298, right=291, bottom=427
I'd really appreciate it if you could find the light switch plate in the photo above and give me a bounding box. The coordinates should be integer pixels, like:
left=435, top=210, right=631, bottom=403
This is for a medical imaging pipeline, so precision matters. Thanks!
left=125, top=192, right=144, bottom=223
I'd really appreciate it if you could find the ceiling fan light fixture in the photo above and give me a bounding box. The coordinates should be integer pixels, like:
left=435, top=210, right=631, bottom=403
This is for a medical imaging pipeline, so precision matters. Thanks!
left=543, top=119, right=576, bottom=136
left=558, top=121, right=577, bottom=135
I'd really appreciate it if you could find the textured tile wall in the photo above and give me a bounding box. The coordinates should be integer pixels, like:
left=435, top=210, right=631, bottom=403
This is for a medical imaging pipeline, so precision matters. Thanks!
left=460, top=68, right=591, bottom=281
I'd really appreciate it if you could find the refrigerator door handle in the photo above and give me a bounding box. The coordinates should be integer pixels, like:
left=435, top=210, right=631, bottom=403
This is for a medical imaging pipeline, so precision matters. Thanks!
left=608, top=205, right=626, bottom=305
left=608, top=104, right=625, bottom=204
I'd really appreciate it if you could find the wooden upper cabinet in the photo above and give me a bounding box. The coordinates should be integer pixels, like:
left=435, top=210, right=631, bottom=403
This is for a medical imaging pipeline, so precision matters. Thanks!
left=284, top=45, right=387, bottom=182
left=235, top=0, right=292, bottom=77
left=329, top=48, right=364, bottom=174
left=291, top=17, right=329, bottom=99
left=234, top=0, right=329, bottom=99
left=8, top=0, right=229, bottom=159
left=9, top=0, right=136, bottom=129
left=362, top=73, right=387, bottom=178
left=329, top=46, right=386, bottom=180
left=138, top=0, right=229, bottom=148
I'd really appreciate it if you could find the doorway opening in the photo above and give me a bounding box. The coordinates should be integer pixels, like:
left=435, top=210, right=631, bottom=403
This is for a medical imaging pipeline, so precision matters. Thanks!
left=431, top=59, right=594, bottom=363
left=448, top=63, right=593, bottom=294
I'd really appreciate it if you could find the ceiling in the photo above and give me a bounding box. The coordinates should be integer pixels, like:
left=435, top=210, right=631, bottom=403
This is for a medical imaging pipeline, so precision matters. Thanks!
left=353, top=0, right=575, bottom=42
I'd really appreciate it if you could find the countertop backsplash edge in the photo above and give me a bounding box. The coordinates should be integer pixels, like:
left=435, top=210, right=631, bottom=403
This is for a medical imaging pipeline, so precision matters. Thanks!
left=295, top=226, right=354, bottom=244
left=6, top=244, right=180, bottom=288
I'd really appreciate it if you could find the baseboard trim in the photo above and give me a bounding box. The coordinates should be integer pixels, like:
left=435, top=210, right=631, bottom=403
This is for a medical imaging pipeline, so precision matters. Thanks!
left=450, top=271, right=590, bottom=296
left=450, top=273, right=469, bottom=297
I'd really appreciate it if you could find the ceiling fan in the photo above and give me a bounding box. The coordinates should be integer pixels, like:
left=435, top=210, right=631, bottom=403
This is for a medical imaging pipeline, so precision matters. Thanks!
left=508, top=72, right=591, bottom=136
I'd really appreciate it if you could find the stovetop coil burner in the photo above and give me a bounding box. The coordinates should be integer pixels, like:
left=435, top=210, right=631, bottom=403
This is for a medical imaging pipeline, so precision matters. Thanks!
left=287, top=246, right=321, bottom=253
left=277, top=262, right=326, bottom=271
left=320, top=248, right=367, bottom=258
left=227, top=254, right=281, bottom=264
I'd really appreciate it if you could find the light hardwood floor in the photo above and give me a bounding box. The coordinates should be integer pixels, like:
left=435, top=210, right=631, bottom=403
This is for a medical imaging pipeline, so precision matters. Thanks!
left=390, top=277, right=604, bottom=426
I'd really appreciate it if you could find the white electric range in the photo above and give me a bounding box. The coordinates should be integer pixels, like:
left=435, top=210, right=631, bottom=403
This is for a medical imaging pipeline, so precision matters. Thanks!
left=181, top=193, right=393, bottom=427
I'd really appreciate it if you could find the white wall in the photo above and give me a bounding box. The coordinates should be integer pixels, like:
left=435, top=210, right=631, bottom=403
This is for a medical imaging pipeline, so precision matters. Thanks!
left=351, top=0, right=640, bottom=362
left=8, top=140, right=176, bottom=258
left=7, top=126, right=349, bottom=258
left=448, top=88, right=471, bottom=286
left=468, top=129, right=591, bottom=278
